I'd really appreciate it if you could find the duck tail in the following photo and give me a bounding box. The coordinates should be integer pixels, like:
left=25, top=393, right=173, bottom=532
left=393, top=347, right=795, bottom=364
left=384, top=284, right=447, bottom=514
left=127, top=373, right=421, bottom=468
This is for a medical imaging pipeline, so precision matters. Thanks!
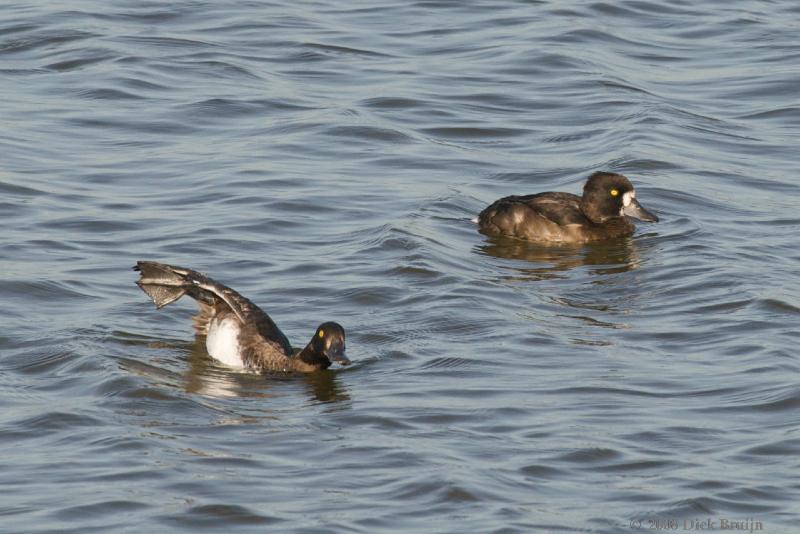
left=133, top=261, right=193, bottom=309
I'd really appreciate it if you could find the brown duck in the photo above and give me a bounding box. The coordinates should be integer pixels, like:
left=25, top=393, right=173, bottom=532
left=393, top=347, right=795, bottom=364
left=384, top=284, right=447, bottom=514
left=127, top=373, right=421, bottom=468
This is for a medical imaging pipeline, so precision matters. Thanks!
left=477, top=171, right=658, bottom=244
left=133, top=261, right=349, bottom=372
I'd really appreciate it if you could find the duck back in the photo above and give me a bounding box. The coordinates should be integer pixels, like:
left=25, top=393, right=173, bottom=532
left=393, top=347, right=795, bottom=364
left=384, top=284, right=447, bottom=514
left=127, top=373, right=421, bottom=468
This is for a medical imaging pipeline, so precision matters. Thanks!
left=479, top=192, right=585, bottom=242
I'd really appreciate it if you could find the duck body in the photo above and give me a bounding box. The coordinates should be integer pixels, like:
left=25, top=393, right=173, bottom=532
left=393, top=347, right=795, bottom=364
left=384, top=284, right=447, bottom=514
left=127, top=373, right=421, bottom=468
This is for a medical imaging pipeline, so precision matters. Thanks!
left=133, top=261, right=348, bottom=373
left=478, top=172, right=658, bottom=244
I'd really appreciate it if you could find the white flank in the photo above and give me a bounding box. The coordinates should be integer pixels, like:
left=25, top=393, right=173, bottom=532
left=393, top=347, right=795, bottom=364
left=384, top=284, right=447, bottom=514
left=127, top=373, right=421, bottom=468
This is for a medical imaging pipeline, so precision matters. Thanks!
left=206, top=316, right=245, bottom=369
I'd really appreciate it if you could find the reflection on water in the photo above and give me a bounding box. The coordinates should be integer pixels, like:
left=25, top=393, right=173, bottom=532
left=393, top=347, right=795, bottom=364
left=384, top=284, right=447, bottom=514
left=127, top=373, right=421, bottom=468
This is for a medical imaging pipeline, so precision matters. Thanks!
left=477, top=236, right=649, bottom=345
left=475, top=235, right=642, bottom=281
left=184, top=339, right=350, bottom=403
left=182, top=339, right=270, bottom=399
left=301, top=368, right=350, bottom=404
left=115, top=333, right=349, bottom=403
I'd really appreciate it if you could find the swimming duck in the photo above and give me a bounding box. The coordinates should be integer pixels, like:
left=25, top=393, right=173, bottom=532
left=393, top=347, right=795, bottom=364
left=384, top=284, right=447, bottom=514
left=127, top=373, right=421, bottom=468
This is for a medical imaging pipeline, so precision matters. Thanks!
left=477, top=171, right=658, bottom=243
left=133, top=261, right=349, bottom=372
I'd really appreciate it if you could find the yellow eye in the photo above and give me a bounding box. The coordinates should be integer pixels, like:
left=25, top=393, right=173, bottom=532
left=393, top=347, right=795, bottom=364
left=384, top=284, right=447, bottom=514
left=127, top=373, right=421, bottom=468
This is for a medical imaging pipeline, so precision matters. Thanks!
left=610, top=189, right=619, bottom=197
left=318, top=330, right=325, bottom=338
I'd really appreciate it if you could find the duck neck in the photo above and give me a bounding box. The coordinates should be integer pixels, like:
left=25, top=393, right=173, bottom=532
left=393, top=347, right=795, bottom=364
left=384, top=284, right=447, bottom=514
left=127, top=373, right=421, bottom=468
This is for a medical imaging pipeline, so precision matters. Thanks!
left=590, top=215, right=634, bottom=237
left=580, top=197, right=609, bottom=224
left=295, top=344, right=331, bottom=370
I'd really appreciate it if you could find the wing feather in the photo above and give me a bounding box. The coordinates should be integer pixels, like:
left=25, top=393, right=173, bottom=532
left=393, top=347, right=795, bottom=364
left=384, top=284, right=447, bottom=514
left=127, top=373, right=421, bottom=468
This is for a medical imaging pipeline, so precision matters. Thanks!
left=134, top=261, right=292, bottom=354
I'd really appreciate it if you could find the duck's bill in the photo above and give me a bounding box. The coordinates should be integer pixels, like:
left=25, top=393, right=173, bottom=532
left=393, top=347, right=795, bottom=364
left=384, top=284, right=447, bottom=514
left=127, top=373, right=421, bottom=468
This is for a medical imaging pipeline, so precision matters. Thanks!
left=623, top=198, right=659, bottom=222
left=325, top=347, right=351, bottom=366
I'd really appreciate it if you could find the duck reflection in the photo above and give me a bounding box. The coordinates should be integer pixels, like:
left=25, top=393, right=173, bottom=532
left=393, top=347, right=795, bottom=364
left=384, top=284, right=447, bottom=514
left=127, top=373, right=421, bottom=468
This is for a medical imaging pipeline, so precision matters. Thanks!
left=183, top=339, right=350, bottom=403
left=476, top=236, right=654, bottom=344
left=476, top=235, right=642, bottom=281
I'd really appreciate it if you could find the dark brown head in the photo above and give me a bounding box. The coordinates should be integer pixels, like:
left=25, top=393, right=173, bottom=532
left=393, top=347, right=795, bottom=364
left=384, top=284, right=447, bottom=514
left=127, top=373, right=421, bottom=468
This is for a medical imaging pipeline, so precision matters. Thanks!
left=580, top=172, right=659, bottom=224
left=297, top=321, right=349, bottom=370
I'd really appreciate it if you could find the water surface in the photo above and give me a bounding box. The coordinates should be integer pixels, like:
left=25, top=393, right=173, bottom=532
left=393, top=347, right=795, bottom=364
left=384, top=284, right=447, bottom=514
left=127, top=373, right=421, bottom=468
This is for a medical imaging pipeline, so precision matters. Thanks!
left=2, top=1, right=799, bottom=532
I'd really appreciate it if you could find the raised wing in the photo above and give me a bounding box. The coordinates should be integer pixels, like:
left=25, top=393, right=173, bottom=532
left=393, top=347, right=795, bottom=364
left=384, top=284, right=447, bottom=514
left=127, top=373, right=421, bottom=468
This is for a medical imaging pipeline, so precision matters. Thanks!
left=133, top=261, right=292, bottom=355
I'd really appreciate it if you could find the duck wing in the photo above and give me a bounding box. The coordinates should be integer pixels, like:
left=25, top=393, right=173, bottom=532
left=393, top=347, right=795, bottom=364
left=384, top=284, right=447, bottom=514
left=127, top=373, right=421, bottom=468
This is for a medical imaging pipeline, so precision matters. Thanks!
left=478, top=191, right=589, bottom=238
left=518, top=192, right=587, bottom=226
left=133, top=261, right=292, bottom=356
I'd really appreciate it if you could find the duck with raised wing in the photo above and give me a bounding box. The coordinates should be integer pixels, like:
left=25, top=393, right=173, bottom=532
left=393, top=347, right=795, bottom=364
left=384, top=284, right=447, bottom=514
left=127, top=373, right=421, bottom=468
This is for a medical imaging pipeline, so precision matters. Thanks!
left=133, top=261, right=349, bottom=372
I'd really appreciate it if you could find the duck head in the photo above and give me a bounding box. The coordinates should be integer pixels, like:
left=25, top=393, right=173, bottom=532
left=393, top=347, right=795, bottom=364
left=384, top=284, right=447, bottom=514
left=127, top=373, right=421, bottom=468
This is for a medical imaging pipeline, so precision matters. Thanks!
left=298, top=321, right=349, bottom=370
left=581, top=172, right=659, bottom=224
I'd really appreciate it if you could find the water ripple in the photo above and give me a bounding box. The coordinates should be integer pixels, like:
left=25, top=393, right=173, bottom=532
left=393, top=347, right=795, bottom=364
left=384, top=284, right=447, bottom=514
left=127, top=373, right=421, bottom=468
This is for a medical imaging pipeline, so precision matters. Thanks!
left=1, top=0, right=799, bottom=531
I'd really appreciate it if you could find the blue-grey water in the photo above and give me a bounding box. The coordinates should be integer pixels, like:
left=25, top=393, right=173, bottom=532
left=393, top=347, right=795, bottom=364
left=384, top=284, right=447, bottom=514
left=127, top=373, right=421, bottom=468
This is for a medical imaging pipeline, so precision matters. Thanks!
left=2, top=1, right=799, bottom=532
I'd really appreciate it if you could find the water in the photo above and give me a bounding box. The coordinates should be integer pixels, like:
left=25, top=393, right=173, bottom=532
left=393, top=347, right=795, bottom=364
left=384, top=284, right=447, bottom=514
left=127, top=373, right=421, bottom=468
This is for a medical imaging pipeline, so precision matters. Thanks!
left=2, top=1, right=799, bottom=531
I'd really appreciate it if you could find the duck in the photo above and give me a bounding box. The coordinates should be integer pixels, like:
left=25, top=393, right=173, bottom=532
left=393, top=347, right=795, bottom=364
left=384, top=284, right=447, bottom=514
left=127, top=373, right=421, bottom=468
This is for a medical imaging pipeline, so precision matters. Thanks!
left=477, top=171, right=658, bottom=244
left=133, top=261, right=349, bottom=373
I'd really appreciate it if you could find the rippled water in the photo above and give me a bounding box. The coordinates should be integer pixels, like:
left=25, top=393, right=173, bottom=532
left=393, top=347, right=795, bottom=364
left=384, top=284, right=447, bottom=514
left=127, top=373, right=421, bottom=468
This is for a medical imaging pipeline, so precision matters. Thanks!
left=2, top=1, right=799, bottom=532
